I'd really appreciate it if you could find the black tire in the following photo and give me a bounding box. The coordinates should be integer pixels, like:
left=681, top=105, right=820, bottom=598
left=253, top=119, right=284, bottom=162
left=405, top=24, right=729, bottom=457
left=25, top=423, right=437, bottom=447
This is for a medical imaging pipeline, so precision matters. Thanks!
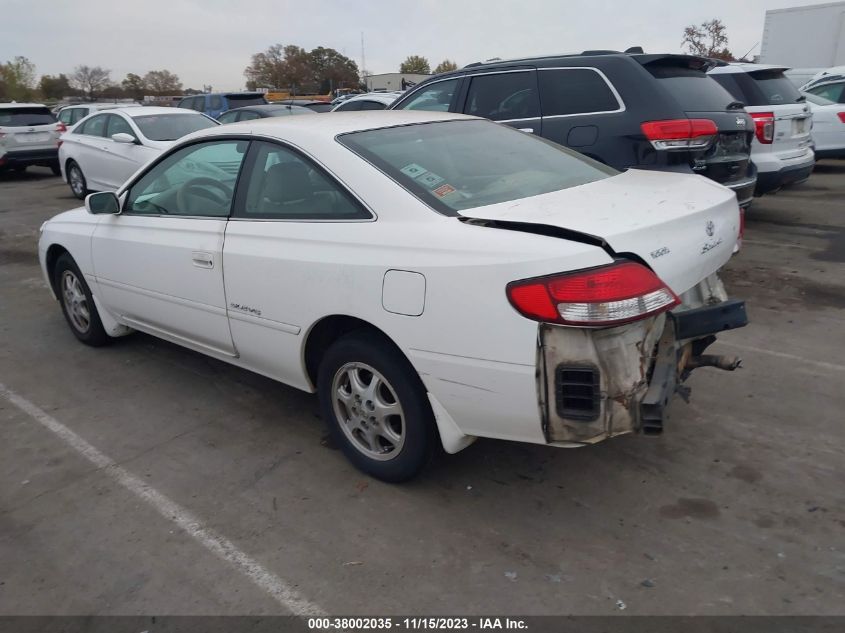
left=317, top=330, right=437, bottom=482
left=54, top=253, right=110, bottom=346
left=67, top=161, right=87, bottom=200
left=50, top=162, right=61, bottom=176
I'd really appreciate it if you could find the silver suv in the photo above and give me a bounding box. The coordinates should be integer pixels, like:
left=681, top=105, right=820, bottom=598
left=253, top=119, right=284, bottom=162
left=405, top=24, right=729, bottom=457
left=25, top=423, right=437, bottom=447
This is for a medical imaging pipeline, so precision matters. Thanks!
left=0, top=103, right=63, bottom=174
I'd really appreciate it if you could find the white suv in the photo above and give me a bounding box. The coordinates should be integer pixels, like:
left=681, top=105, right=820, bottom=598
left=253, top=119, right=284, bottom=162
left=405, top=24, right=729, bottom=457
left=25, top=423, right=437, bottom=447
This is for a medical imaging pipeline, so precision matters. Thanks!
left=709, top=63, right=814, bottom=195
left=0, top=103, right=63, bottom=175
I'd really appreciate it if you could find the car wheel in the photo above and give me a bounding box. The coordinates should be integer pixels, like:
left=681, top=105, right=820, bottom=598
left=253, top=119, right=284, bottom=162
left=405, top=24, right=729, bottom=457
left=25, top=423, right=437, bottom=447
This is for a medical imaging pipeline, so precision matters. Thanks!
left=54, top=253, right=110, bottom=346
left=318, top=331, right=436, bottom=482
left=67, top=161, right=87, bottom=200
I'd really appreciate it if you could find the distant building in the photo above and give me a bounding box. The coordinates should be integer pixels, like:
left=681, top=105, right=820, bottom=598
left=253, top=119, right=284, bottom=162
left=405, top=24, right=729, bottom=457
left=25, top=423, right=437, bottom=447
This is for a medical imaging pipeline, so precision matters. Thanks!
left=760, top=2, right=845, bottom=68
left=365, top=73, right=431, bottom=92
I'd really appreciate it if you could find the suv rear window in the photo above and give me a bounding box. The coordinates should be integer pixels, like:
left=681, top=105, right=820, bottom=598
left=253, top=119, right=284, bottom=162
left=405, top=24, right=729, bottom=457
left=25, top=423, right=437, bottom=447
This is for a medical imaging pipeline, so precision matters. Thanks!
left=711, top=70, right=803, bottom=106
left=225, top=94, right=266, bottom=107
left=338, top=120, right=615, bottom=216
left=538, top=68, right=621, bottom=115
left=0, top=107, right=56, bottom=127
left=644, top=63, right=737, bottom=112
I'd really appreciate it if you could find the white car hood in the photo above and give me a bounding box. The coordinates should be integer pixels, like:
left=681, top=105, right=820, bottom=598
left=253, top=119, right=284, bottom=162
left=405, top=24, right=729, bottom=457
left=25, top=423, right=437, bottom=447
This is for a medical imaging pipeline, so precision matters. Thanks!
left=461, top=169, right=740, bottom=294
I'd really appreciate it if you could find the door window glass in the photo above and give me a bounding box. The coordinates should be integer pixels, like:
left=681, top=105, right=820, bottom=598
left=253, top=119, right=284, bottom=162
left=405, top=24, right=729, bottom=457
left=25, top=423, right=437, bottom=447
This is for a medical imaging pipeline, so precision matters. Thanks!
left=106, top=114, right=134, bottom=138
left=465, top=72, right=540, bottom=120
left=401, top=79, right=460, bottom=111
left=78, top=114, right=108, bottom=137
left=125, top=140, right=248, bottom=216
left=539, top=68, right=622, bottom=115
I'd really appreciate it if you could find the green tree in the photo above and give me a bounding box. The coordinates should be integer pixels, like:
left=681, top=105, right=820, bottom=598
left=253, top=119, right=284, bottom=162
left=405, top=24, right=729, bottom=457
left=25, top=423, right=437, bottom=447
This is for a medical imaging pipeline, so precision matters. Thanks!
left=1, top=56, right=37, bottom=101
left=70, top=65, right=112, bottom=101
left=400, top=55, right=431, bottom=74
left=143, top=69, right=182, bottom=95
left=309, top=46, right=359, bottom=93
left=39, top=74, right=72, bottom=100
left=434, top=59, right=458, bottom=74
left=682, top=19, right=734, bottom=61
left=121, top=73, right=146, bottom=100
left=244, top=44, right=312, bottom=93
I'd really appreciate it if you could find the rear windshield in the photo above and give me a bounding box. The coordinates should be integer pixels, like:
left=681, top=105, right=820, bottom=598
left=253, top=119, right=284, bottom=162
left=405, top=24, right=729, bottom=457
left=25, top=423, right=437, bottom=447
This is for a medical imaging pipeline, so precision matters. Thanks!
left=0, top=107, right=56, bottom=127
left=133, top=113, right=218, bottom=141
left=645, top=63, right=739, bottom=111
left=338, top=120, right=616, bottom=216
left=712, top=71, right=804, bottom=106
left=226, top=94, right=267, bottom=107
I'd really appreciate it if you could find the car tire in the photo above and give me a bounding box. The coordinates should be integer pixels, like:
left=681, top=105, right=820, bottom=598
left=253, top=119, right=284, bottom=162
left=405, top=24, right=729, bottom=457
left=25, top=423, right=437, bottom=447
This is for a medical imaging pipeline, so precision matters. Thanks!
left=67, top=161, right=87, bottom=200
left=318, top=330, right=436, bottom=482
left=54, top=253, right=110, bottom=347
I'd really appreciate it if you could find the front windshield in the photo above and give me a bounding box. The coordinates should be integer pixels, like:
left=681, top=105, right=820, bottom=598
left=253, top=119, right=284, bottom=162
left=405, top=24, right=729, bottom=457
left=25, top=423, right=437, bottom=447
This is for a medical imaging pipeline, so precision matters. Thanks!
left=338, top=120, right=616, bottom=215
left=133, top=113, right=218, bottom=141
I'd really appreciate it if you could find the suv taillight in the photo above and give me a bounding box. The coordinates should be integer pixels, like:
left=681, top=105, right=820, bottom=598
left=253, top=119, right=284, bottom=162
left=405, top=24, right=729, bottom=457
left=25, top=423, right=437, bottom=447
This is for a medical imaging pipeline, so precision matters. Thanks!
left=56, top=122, right=67, bottom=133
left=506, top=261, right=680, bottom=327
left=640, top=118, right=718, bottom=150
left=837, top=112, right=845, bottom=124
left=750, top=112, right=774, bottom=144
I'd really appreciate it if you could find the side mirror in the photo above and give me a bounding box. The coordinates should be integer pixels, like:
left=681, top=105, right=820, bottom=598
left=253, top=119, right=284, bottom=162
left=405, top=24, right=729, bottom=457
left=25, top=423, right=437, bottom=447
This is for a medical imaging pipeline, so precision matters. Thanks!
left=111, top=132, right=138, bottom=144
left=85, top=191, right=120, bottom=215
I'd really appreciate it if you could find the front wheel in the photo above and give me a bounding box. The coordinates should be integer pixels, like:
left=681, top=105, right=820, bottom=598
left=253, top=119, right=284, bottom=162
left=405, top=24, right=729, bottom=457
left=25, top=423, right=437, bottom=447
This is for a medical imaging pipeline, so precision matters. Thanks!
left=54, top=253, right=110, bottom=346
left=67, top=161, right=87, bottom=200
left=318, top=331, right=436, bottom=482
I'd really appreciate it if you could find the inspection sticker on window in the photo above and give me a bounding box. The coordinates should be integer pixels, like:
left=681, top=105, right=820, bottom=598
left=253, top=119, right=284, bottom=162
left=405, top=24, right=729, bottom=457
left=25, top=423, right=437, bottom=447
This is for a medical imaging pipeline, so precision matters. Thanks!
left=400, top=163, right=427, bottom=178
left=433, top=184, right=456, bottom=197
left=416, top=171, right=445, bottom=188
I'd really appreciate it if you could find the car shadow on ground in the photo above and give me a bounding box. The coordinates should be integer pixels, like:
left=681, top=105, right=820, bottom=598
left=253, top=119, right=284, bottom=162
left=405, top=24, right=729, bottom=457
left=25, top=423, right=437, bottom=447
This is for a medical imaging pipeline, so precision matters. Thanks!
left=0, top=166, right=61, bottom=184
left=812, top=158, right=845, bottom=174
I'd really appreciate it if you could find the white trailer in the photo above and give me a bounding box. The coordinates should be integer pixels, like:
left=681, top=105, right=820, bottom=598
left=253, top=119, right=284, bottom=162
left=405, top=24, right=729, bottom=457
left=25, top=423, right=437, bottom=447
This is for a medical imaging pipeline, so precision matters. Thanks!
left=760, top=1, right=845, bottom=68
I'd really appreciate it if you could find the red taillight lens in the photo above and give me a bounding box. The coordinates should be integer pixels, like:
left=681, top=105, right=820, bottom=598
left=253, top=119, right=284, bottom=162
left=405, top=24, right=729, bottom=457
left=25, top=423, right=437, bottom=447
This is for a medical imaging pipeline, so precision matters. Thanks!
left=837, top=112, right=845, bottom=123
left=56, top=122, right=67, bottom=133
left=507, top=261, right=680, bottom=327
left=641, top=118, right=718, bottom=150
left=750, top=112, right=774, bottom=144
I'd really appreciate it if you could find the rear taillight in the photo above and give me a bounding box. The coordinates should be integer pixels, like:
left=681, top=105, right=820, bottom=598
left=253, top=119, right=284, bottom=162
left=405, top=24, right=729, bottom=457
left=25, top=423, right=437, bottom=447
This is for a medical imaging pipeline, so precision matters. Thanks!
left=506, top=261, right=680, bottom=327
left=641, top=118, right=718, bottom=150
left=837, top=112, right=845, bottom=124
left=750, top=112, right=774, bottom=144
left=56, top=122, right=67, bottom=133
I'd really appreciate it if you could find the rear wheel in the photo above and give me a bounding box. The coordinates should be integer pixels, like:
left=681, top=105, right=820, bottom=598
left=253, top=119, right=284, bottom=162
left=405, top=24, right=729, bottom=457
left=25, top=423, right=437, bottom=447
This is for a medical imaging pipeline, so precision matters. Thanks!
left=67, top=161, right=87, bottom=200
left=54, top=253, right=110, bottom=346
left=318, top=331, right=436, bottom=482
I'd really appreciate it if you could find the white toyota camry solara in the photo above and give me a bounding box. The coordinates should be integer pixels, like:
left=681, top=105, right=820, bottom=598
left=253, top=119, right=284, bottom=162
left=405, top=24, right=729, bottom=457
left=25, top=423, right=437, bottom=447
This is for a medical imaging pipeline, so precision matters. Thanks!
left=38, top=111, right=748, bottom=482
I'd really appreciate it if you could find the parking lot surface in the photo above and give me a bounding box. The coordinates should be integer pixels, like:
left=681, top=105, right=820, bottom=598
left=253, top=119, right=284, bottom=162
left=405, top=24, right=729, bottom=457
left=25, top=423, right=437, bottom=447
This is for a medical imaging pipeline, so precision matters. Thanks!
left=1, top=165, right=843, bottom=615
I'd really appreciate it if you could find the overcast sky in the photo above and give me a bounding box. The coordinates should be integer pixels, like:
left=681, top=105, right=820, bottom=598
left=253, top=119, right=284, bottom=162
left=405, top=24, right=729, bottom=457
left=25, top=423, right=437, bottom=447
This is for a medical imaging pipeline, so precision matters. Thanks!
left=0, top=0, right=829, bottom=90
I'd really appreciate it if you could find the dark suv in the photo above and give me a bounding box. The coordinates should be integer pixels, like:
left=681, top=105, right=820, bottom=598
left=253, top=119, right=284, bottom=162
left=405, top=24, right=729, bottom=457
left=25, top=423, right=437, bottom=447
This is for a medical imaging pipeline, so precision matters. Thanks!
left=390, top=51, right=756, bottom=207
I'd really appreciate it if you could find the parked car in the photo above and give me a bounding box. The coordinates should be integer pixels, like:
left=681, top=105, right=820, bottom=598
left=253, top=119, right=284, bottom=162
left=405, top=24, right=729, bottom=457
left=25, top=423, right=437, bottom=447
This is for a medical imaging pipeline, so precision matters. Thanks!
left=0, top=103, right=63, bottom=174
left=56, top=103, right=134, bottom=127
left=801, top=71, right=845, bottom=103
left=390, top=52, right=757, bottom=208
left=217, top=104, right=317, bottom=123
left=803, top=91, right=845, bottom=159
left=38, top=111, right=747, bottom=482
left=177, top=92, right=267, bottom=119
left=272, top=99, right=334, bottom=113
left=708, top=63, right=815, bottom=195
left=331, top=92, right=403, bottom=112
left=59, top=106, right=218, bottom=198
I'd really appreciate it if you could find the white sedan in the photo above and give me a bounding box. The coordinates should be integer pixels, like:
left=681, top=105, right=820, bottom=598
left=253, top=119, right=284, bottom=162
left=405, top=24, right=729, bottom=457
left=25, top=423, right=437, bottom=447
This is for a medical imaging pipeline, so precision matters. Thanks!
left=803, top=91, right=845, bottom=159
left=59, top=106, right=218, bottom=199
left=38, top=112, right=748, bottom=481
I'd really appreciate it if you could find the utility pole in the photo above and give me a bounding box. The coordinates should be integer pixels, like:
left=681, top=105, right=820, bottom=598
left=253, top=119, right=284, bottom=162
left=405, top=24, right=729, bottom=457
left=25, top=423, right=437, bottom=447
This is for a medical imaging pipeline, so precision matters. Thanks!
left=361, top=31, right=367, bottom=89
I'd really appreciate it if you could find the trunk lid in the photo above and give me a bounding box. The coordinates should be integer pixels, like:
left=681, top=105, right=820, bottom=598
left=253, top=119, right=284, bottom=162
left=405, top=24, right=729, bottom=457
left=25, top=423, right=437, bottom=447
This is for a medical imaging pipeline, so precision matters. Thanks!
left=462, top=169, right=739, bottom=294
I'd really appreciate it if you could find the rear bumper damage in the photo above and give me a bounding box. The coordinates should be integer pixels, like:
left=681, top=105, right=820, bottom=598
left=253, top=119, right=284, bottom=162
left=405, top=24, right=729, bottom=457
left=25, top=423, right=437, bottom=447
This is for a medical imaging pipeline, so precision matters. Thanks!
left=538, top=274, right=748, bottom=444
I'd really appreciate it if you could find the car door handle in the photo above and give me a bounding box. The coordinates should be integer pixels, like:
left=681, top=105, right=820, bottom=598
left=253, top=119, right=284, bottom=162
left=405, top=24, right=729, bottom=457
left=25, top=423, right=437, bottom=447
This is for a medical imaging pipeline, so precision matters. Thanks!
left=191, top=251, right=214, bottom=269
left=518, top=127, right=534, bottom=134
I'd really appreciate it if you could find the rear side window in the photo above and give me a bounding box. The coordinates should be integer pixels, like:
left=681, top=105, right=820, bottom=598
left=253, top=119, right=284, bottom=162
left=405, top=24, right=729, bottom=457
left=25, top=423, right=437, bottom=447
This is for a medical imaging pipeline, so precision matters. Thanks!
left=0, top=107, right=55, bottom=126
left=360, top=100, right=386, bottom=111
left=644, top=63, right=736, bottom=111
left=335, top=100, right=362, bottom=112
left=538, top=68, right=621, bottom=115
left=226, top=94, right=266, bottom=107
left=807, top=82, right=845, bottom=103
left=78, top=114, right=108, bottom=137
left=465, top=71, right=540, bottom=120
left=712, top=71, right=803, bottom=106
left=400, top=79, right=460, bottom=111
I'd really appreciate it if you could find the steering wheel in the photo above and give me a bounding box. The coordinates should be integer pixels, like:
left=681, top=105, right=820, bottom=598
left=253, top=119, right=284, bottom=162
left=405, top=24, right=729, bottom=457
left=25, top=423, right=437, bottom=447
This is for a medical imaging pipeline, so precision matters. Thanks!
left=176, top=177, right=233, bottom=212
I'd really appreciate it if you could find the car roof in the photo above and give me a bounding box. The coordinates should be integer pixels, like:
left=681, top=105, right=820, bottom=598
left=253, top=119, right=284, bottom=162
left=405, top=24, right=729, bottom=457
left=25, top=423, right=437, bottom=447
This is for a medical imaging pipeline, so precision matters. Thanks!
left=709, top=63, right=790, bottom=75
left=339, top=93, right=400, bottom=104
left=0, top=102, right=49, bottom=110
left=183, top=110, right=471, bottom=145
left=111, top=106, right=204, bottom=118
